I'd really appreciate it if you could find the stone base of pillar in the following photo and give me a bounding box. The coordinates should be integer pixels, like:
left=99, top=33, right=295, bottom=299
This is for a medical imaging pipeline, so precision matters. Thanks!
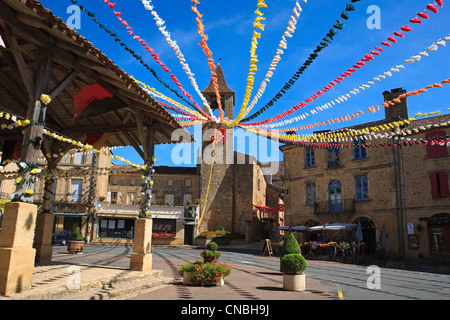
left=0, top=202, right=37, bottom=295
left=130, top=218, right=153, bottom=272
left=130, top=252, right=153, bottom=272
left=34, top=212, right=54, bottom=264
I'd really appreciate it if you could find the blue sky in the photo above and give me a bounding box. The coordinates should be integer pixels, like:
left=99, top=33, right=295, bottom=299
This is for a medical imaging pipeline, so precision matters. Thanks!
left=40, top=0, right=450, bottom=167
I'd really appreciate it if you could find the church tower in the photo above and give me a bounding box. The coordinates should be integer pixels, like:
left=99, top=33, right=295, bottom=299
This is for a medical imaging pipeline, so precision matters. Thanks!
left=199, top=65, right=236, bottom=232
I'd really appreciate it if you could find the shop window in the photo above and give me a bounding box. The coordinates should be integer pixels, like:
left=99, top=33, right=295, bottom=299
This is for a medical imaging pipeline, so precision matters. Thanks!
left=98, top=218, right=134, bottom=239
left=426, top=131, right=448, bottom=159
left=430, top=172, right=449, bottom=198
left=355, top=175, right=369, bottom=201
left=305, top=182, right=315, bottom=206
left=353, top=137, right=367, bottom=159
left=305, top=147, right=315, bottom=168
left=430, top=228, right=446, bottom=253
left=153, top=218, right=176, bottom=235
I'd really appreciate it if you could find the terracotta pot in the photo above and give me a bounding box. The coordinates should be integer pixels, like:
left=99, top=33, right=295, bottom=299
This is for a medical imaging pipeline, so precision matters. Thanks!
left=68, top=240, right=85, bottom=254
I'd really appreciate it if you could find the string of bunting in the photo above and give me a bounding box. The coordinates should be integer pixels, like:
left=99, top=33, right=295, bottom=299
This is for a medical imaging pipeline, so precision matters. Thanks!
left=240, top=0, right=306, bottom=121
left=191, top=0, right=225, bottom=122
left=102, top=0, right=211, bottom=120
left=253, top=34, right=450, bottom=130
left=239, top=0, right=363, bottom=124
left=241, top=0, right=444, bottom=126
left=140, top=0, right=217, bottom=121
left=227, top=0, right=269, bottom=126
left=245, top=115, right=450, bottom=149
left=68, top=0, right=199, bottom=113
left=241, top=76, right=450, bottom=136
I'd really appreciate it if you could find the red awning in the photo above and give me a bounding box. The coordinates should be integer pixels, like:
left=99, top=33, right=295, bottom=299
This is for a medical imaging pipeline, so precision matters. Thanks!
left=253, top=204, right=284, bottom=213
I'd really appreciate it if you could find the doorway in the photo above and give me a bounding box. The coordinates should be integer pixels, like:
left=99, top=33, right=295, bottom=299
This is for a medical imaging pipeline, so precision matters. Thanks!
left=184, top=224, right=194, bottom=245
left=353, top=217, right=376, bottom=254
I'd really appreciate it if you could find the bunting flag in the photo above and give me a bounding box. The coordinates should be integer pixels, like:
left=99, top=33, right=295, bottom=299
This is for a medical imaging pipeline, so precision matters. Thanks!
left=235, top=0, right=305, bottom=124
left=227, top=0, right=270, bottom=127
left=102, top=0, right=211, bottom=121
left=73, top=82, right=127, bottom=121
left=242, top=76, right=450, bottom=134
left=140, top=0, right=217, bottom=122
left=69, top=0, right=199, bottom=113
left=241, top=0, right=444, bottom=126
left=250, top=34, right=450, bottom=130
left=130, top=76, right=207, bottom=120
left=191, top=0, right=224, bottom=122
left=239, top=0, right=363, bottom=124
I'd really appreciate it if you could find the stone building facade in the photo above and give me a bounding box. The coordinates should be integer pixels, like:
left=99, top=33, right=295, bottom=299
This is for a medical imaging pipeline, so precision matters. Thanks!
left=281, top=89, right=449, bottom=262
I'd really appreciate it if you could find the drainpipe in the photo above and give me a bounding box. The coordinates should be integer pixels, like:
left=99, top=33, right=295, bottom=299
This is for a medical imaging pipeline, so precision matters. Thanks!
left=393, top=136, right=405, bottom=260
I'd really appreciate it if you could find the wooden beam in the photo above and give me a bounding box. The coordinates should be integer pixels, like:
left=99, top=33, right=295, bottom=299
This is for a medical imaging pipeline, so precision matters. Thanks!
left=49, top=69, right=78, bottom=100
left=1, top=23, right=35, bottom=99
left=122, top=130, right=145, bottom=160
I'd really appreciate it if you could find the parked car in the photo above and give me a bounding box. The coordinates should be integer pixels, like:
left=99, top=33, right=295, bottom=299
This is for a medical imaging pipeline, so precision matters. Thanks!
left=52, top=231, right=71, bottom=246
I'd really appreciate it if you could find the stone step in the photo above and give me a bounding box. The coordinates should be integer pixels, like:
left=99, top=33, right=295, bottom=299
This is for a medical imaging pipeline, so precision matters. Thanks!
left=3, top=270, right=173, bottom=300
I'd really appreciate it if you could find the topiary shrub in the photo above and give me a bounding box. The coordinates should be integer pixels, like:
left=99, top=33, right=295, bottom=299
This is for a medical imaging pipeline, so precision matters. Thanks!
left=281, top=233, right=301, bottom=257
left=206, top=241, right=219, bottom=251
left=280, top=253, right=307, bottom=274
left=71, top=227, right=84, bottom=241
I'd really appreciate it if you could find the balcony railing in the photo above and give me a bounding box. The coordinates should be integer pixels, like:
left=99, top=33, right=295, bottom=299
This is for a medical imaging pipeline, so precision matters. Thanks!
left=314, top=199, right=355, bottom=215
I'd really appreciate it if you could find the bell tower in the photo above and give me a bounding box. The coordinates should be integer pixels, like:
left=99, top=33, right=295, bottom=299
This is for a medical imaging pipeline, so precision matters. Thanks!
left=199, top=65, right=236, bottom=232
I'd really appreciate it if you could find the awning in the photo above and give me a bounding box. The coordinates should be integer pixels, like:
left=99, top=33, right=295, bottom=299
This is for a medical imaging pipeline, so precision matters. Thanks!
left=253, top=204, right=284, bottom=213
left=54, top=212, right=89, bottom=218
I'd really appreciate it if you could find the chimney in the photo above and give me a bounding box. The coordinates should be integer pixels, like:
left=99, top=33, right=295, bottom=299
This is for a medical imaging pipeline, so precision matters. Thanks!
left=382, top=88, right=408, bottom=120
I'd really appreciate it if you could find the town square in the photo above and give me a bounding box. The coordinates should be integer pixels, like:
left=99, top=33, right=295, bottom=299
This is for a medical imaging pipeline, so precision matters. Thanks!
left=0, top=0, right=449, bottom=312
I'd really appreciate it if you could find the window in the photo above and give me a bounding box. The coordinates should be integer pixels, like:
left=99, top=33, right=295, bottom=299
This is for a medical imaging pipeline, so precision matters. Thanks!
left=168, top=179, right=173, bottom=186
left=127, top=192, right=137, bottom=204
left=305, top=147, right=315, bottom=168
left=110, top=191, right=118, bottom=204
left=355, top=175, right=369, bottom=201
left=430, top=228, right=446, bottom=253
left=353, top=137, right=367, bottom=159
left=70, top=179, right=83, bottom=203
left=426, top=131, right=448, bottom=159
left=186, top=179, right=191, bottom=187
left=183, top=194, right=192, bottom=205
left=328, top=180, right=343, bottom=212
left=305, top=182, right=315, bottom=206
left=73, top=152, right=85, bottom=165
left=328, top=147, right=340, bottom=168
left=165, top=194, right=174, bottom=206
left=430, top=172, right=449, bottom=198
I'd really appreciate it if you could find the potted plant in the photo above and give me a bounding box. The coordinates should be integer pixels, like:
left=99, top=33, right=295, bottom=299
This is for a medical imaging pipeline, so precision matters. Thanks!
left=67, top=226, right=85, bottom=254
left=280, top=233, right=301, bottom=271
left=178, top=260, right=231, bottom=287
left=201, top=241, right=221, bottom=263
left=281, top=253, right=307, bottom=291
left=99, top=196, right=106, bottom=202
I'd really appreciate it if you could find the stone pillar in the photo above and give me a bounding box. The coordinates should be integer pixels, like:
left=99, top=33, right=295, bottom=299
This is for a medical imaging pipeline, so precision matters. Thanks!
left=130, top=218, right=153, bottom=272
left=33, top=212, right=55, bottom=264
left=0, top=202, right=37, bottom=295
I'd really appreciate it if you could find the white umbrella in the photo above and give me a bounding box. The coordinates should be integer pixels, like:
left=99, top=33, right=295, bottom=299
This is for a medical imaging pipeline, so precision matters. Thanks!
left=309, top=222, right=357, bottom=231
left=355, top=222, right=363, bottom=243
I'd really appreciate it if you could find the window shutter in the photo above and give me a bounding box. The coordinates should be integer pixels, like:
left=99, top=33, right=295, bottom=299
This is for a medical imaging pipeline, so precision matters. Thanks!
left=439, top=172, right=449, bottom=197
left=430, top=172, right=439, bottom=198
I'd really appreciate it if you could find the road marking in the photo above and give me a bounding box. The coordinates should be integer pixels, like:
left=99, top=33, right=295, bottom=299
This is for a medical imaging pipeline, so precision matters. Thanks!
left=336, top=284, right=344, bottom=300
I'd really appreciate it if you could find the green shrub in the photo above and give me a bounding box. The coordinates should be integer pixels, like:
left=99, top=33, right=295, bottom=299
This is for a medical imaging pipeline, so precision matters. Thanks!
left=280, top=253, right=307, bottom=274
left=201, top=250, right=222, bottom=260
left=206, top=241, right=218, bottom=251
left=71, top=227, right=84, bottom=241
left=281, top=233, right=301, bottom=256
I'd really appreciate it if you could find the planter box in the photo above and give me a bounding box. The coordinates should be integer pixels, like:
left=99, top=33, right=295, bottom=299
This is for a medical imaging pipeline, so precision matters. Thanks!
left=283, top=273, right=305, bottom=292
left=196, top=238, right=212, bottom=248
left=183, top=271, right=225, bottom=287
left=67, top=241, right=84, bottom=254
